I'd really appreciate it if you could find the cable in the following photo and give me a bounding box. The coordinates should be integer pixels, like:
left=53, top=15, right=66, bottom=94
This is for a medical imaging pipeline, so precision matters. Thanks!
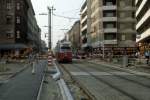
left=61, top=8, right=80, bottom=14
left=53, top=13, right=79, bottom=19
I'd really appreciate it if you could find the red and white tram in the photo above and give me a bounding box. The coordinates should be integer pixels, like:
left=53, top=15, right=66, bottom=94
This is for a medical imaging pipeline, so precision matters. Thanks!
left=55, top=41, right=72, bottom=62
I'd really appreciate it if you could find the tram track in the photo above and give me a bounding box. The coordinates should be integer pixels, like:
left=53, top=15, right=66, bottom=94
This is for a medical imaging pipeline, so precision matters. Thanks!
left=78, top=62, right=150, bottom=89
left=70, top=63, right=140, bottom=100
left=58, top=60, right=150, bottom=100
left=56, top=61, right=97, bottom=100
left=88, top=61, right=150, bottom=80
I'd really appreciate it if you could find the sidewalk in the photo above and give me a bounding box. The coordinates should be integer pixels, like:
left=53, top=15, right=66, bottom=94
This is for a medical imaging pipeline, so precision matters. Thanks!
left=0, top=60, right=46, bottom=100
left=87, top=57, right=150, bottom=74
left=0, top=62, right=28, bottom=83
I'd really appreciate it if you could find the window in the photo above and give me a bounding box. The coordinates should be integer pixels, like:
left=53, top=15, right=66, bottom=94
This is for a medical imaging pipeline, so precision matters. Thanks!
left=16, top=3, right=20, bottom=10
left=132, top=12, right=135, bottom=18
left=121, top=35, right=125, bottom=40
left=104, top=22, right=116, bottom=28
left=106, top=2, right=113, bottom=6
left=16, top=30, right=20, bottom=38
left=120, top=12, right=125, bottom=18
left=16, top=16, right=20, bottom=24
left=6, top=0, right=11, bottom=10
left=104, top=33, right=116, bottom=40
left=6, top=3, right=11, bottom=10
left=119, top=24, right=125, bottom=29
left=120, top=1, right=125, bottom=7
left=6, top=15, right=12, bottom=24
left=103, top=0, right=116, bottom=6
left=103, top=11, right=116, bottom=17
left=7, top=33, right=14, bottom=38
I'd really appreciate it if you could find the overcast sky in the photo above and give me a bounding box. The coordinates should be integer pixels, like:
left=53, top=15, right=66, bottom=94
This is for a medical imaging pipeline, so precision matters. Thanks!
left=31, top=0, right=85, bottom=48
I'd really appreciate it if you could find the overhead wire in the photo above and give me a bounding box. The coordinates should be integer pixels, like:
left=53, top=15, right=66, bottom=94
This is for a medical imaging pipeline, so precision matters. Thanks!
left=53, top=13, right=79, bottom=19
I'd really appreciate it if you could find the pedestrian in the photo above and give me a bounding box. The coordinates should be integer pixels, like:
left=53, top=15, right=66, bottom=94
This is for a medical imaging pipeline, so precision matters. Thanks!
left=35, top=53, right=39, bottom=64
left=32, top=54, right=36, bottom=74
left=28, top=53, right=31, bottom=64
left=144, top=50, right=149, bottom=64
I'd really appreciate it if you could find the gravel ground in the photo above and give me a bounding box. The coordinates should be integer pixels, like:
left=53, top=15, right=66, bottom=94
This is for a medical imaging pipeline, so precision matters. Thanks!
left=59, top=63, right=90, bottom=100
left=40, top=74, right=62, bottom=100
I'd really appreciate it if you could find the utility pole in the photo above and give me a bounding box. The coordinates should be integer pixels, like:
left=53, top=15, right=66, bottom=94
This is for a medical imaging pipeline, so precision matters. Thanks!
left=48, top=6, right=55, bottom=50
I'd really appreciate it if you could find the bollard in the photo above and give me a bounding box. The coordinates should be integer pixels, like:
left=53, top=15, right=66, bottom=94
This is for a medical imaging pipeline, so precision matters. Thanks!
left=122, top=55, right=128, bottom=67
left=32, top=61, right=36, bottom=74
left=48, top=52, right=53, bottom=66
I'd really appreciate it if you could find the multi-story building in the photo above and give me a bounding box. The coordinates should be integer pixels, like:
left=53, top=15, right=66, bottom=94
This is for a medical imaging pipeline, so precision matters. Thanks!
left=90, top=0, right=136, bottom=48
left=27, top=0, right=41, bottom=52
left=0, top=0, right=41, bottom=57
left=136, top=0, right=150, bottom=54
left=80, top=0, right=136, bottom=54
left=67, top=20, right=80, bottom=53
left=80, top=0, right=92, bottom=51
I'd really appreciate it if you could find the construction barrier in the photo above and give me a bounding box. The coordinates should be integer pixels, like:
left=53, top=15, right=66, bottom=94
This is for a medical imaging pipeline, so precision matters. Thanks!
left=48, top=52, right=53, bottom=66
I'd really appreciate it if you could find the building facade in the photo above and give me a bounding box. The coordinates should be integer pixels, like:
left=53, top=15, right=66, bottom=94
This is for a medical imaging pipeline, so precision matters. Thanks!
left=80, top=0, right=136, bottom=53
left=67, top=20, right=80, bottom=53
left=27, top=0, right=41, bottom=52
left=0, top=0, right=41, bottom=57
left=136, top=0, right=150, bottom=54
left=80, top=0, right=92, bottom=51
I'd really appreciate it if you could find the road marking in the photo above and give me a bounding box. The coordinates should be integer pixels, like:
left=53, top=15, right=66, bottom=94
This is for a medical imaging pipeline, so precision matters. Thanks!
left=70, top=71, right=150, bottom=76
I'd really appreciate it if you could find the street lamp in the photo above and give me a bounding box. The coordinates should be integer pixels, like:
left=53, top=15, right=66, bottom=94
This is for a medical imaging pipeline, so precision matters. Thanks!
left=101, top=41, right=105, bottom=59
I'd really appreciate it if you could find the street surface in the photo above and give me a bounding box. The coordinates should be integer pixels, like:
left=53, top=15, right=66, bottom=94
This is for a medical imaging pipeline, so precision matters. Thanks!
left=61, top=60, right=150, bottom=100
left=0, top=60, right=47, bottom=100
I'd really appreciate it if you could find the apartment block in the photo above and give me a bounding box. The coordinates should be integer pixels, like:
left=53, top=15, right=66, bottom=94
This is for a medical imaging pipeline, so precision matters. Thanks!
left=80, top=0, right=136, bottom=51
left=0, top=0, right=41, bottom=57
left=67, top=20, right=80, bottom=53
left=26, top=0, right=42, bottom=51
left=80, top=0, right=92, bottom=50
left=136, top=0, right=150, bottom=53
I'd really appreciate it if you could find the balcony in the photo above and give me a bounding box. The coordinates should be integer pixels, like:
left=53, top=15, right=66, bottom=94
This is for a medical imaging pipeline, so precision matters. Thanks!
left=104, top=39, right=117, bottom=44
left=103, top=17, right=117, bottom=22
left=136, top=9, right=150, bottom=29
left=81, top=25, right=87, bottom=32
left=118, top=7, right=136, bottom=11
left=102, top=5, right=117, bottom=10
left=118, top=18, right=136, bottom=23
left=81, top=16, right=87, bottom=24
left=104, top=28, right=117, bottom=33
left=136, top=0, right=148, bottom=17
left=81, top=6, right=87, bottom=15
left=136, top=28, right=150, bottom=42
left=118, top=29, right=137, bottom=34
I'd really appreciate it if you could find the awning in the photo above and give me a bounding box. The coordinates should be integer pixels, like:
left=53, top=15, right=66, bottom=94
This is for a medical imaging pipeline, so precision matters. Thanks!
left=0, top=43, right=28, bottom=50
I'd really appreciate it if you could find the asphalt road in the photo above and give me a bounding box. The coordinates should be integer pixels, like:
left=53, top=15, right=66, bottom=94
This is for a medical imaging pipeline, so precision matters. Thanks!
left=0, top=60, right=47, bottom=100
left=61, top=60, right=150, bottom=100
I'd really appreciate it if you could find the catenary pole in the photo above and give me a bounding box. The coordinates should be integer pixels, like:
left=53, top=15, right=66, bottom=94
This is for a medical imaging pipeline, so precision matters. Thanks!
left=48, top=6, right=55, bottom=50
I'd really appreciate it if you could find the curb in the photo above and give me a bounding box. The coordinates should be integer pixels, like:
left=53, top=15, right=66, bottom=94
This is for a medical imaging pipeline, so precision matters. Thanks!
left=54, top=61, right=74, bottom=100
left=36, top=73, right=45, bottom=100
left=89, top=60, right=150, bottom=77
left=36, top=61, right=47, bottom=100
